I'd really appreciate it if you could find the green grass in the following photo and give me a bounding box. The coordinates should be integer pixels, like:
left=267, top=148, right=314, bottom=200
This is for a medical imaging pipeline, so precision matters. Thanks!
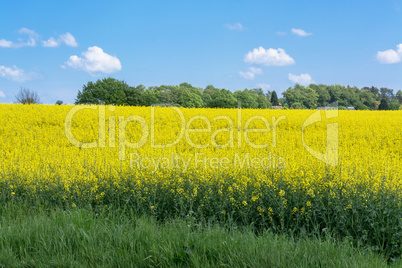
left=0, top=203, right=398, bottom=267
left=4, top=173, right=402, bottom=260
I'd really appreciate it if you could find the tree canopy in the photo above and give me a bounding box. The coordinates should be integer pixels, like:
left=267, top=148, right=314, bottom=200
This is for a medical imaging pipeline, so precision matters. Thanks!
left=75, top=78, right=402, bottom=110
left=270, top=91, right=279, bottom=106
left=282, top=84, right=401, bottom=110
left=75, top=78, right=270, bottom=109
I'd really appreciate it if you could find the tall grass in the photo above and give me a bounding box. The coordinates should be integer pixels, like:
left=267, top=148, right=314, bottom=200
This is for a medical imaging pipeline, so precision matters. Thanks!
left=2, top=172, right=401, bottom=261
left=0, top=202, right=396, bottom=267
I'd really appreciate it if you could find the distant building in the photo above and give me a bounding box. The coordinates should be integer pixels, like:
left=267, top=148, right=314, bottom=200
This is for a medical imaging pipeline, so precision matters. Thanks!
left=347, top=107, right=355, bottom=110
left=271, top=103, right=283, bottom=109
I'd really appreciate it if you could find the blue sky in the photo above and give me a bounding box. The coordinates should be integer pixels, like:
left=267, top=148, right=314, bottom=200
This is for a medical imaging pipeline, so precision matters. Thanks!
left=1, top=0, right=402, bottom=104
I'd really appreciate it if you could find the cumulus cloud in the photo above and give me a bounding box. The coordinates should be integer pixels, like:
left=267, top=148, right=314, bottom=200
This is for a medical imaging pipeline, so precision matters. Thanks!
left=244, top=47, right=295, bottom=66
left=0, top=65, right=39, bottom=82
left=43, top=32, right=78, bottom=47
left=288, top=73, right=314, bottom=85
left=64, top=46, right=122, bottom=75
left=0, top=90, right=5, bottom=98
left=224, top=23, right=244, bottom=31
left=291, top=28, right=312, bottom=37
left=376, top=44, right=402, bottom=64
left=0, top=28, right=38, bottom=48
left=257, top=83, right=271, bottom=90
left=239, top=67, right=263, bottom=80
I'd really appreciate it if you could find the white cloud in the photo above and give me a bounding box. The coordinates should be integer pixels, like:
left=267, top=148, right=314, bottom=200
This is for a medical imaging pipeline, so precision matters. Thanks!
left=64, top=46, right=122, bottom=75
left=239, top=67, right=263, bottom=80
left=244, top=47, right=295, bottom=66
left=0, top=39, right=13, bottom=48
left=0, top=65, right=26, bottom=81
left=288, top=73, right=314, bottom=85
left=257, top=83, right=271, bottom=90
left=291, top=28, right=312, bottom=37
left=59, top=32, right=78, bottom=47
left=0, top=28, right=77, bottom=48
left=224, top=23, right=244, bottom=31
left=0, top=90, right=5, bottom=98
left=15, top=28, right=38, bottom=47
left=0, top=65, right=39, bottom=82
left=18, top=27, right=39, bottom=38
left=376, top=44, right=402, bottom=64
left=42, top=32, right=78, bottom=47
left=0, top=28, right=38, bottom=48
left=42, top=37, right=59, bottom=47
left=18, top=27, right=39, bottom=37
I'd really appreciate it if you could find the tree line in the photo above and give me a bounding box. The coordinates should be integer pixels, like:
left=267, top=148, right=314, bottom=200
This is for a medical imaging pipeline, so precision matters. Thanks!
left=75, top=78, right=274, bottom=108
left=283, top=84, right=402, bottom=110
left=74, top=78, right=402, bottom=110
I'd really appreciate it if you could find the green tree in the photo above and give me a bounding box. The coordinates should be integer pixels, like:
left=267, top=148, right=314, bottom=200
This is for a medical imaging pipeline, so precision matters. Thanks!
left=140, top=89, right=159, bottom=106
left=234, top=89, right=258, bottom=108
left=302, top=87, right=318, bottom=109
left=207, top=89, right=237, bottom=108
left=75, top=78, right=129, bottom=105
left=257, top=94, right=270, bottom=108
left=396, top=90, right=402, bottom=104
left=203, top=85, right=219, bottom=97
left=310, top=84, right=330, bottom=107
left=282, top=84, right=317, bottom=108
left=368, top=86, right=380, bottom=100
left=380, top=88, right=395, bottom=102
left=176, top=88, right=204, bottom=108
left=249, top=88, right=265, bottom=96
left=378, top=99, right=389, bottom=110
left=265, top=91, right=271, bottom=101
left=327, top=85, right=343, bottom=103
left=283, top=84, right=305, bottom=107
left=155, top=85, right=178, bottom=105
left=179, top=82, right=193, bottom=88
left=162, top=83, right=205, bottom=107
left=270, top=91, right=279, bottom=106
left=341, top=86, right=361, bottom=108
left=359, top=88, right=375, bottom=109
left=202, top=85, right=219, bottom=107
left=291, top=102, right=303, bottom=109
left=389, top=100, right=400, bottom=110
left=125, top=85, right=145, bottom=106
left=201, top=93, right=212, bottom=107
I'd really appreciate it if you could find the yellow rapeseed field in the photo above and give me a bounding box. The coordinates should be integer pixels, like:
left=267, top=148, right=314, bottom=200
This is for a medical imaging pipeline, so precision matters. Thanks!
left=0, top=104, right=401, bottom=250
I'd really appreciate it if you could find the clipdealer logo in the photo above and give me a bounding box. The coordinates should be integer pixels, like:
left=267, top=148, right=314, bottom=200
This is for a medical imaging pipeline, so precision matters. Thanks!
left=64, top=102, right=338, bottom=166
left=64, top=104, right=286, bottom=161
left=302, top=102, right=339, bottom=167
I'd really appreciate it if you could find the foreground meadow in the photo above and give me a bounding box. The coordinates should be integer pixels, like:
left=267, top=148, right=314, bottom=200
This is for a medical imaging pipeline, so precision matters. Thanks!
left=0, top=104, right=401, bottom=261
